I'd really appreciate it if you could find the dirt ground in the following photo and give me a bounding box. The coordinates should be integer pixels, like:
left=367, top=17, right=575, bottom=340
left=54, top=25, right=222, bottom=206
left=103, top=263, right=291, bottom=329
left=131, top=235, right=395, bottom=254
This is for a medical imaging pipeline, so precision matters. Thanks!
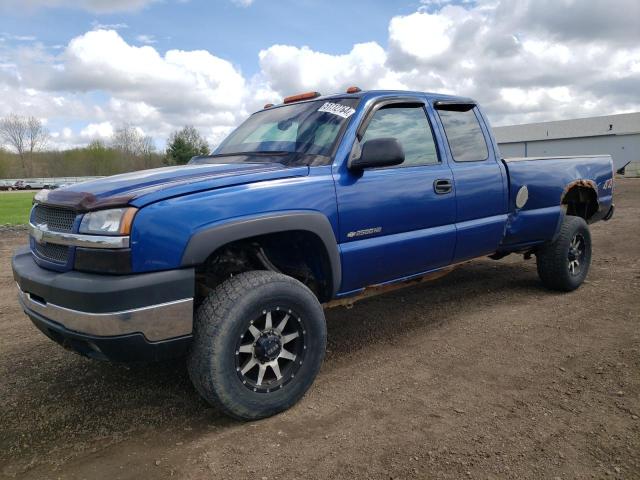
left=1, top=179, right=639, bottom=480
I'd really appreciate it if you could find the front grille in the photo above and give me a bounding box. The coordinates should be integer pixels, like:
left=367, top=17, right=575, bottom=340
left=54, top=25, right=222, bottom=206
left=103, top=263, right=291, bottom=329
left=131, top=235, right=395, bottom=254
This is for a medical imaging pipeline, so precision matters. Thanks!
left=32, top=205, right=76, bottom=232
left=34, top=242, right=70, bottom=263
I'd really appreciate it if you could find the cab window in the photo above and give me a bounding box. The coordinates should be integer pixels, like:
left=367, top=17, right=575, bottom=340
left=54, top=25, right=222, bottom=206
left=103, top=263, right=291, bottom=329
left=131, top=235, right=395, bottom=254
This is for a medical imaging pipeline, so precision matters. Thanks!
left=361, top=105, right=439, bottom=166
left=437, top=108, right=489, bottom=162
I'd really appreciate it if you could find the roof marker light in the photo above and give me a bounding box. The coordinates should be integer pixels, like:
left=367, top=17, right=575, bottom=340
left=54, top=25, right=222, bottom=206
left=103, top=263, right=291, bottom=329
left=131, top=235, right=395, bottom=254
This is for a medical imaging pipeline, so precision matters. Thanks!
left=263, top=103, right=274, bottom=109
left=346, top=86, right=361, bottom=93
left=283, top=91, right=321, bottom=104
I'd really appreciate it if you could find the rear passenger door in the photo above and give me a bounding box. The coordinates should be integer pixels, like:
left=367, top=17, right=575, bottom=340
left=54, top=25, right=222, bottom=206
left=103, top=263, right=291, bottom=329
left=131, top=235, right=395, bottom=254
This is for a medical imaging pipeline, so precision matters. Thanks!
left=334, top=98, right=457, bottom=293
left=434, top=103, right=508, bottom=262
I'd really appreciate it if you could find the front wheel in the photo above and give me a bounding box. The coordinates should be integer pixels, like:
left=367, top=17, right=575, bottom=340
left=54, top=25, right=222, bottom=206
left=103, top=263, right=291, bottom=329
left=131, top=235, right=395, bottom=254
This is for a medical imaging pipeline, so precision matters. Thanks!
left=536, top=215, right=592, bottom=291
left=187, top=271, right=326, bottom=420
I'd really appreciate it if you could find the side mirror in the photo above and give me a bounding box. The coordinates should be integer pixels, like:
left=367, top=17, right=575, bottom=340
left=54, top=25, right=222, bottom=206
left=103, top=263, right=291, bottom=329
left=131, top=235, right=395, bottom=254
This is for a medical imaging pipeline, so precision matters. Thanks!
left=348, top=138, right=404, bottom=170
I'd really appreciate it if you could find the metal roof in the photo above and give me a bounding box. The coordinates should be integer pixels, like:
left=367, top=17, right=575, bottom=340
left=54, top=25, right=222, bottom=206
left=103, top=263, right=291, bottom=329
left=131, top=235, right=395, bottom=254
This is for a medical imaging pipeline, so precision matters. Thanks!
left=494, top=112, right=640, bottom=143
left=297, top=89, right=475, bottom=103
left=256, top=90, right=476, bottom=114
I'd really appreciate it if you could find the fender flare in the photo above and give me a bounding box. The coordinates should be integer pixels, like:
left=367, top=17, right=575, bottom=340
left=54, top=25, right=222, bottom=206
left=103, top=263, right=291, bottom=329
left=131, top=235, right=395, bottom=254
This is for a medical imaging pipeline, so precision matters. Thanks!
left=181, top=211, right=341, bottom=296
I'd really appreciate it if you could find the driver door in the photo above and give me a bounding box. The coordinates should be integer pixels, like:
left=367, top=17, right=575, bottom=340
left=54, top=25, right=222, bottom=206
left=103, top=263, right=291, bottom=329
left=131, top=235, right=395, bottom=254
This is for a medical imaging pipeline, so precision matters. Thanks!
left=333, top=99, right=457, bottom=293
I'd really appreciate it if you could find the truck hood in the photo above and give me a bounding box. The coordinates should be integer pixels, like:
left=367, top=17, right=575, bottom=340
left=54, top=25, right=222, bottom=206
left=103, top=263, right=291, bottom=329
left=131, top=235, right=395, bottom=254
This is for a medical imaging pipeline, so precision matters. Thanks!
left=38, top=161, right=309, bottom=211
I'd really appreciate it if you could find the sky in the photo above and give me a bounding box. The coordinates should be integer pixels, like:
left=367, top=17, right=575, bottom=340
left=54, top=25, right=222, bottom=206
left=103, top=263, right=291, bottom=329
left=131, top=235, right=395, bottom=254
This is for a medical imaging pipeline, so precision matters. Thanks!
left=0, top=0, right=638, bottom=150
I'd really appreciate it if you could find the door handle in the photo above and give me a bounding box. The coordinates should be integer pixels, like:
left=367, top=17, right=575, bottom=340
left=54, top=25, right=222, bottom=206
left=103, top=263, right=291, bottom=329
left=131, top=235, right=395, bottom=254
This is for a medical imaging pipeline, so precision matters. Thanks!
left=433, top=178, right=452, bottom=194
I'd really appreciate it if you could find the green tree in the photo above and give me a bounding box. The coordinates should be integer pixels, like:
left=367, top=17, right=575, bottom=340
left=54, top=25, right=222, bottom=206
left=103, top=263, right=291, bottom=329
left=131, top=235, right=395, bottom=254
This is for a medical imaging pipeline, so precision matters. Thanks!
left=166, top=125, right=210, bottom=165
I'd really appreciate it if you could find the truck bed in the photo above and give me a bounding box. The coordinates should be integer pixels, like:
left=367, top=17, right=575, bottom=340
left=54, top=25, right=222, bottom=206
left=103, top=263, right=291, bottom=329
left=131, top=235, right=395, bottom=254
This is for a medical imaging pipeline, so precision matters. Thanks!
left=499, top=154, right=614, bottom=249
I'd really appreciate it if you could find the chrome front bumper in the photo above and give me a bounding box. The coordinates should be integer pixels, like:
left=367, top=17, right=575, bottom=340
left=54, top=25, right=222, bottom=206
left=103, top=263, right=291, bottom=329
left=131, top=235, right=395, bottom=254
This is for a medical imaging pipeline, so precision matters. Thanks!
left=12, top=246, right=195, bottom=347
left=17, top=285, right=193, bottom=342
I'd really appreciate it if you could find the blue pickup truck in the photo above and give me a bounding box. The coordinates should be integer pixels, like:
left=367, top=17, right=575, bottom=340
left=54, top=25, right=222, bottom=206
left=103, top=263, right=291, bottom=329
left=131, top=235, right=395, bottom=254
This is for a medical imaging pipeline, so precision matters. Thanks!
left=12, top=89, right=615, bottom=419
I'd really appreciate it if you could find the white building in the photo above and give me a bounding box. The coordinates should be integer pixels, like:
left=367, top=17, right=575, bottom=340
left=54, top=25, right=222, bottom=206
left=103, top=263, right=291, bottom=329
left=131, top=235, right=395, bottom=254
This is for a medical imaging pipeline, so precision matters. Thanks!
left=494, top=112, right=640, bottom=176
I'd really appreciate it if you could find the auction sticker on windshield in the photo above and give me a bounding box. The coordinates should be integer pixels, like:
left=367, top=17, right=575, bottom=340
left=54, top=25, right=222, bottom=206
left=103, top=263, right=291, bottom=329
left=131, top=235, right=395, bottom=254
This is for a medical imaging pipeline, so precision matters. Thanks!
left=317, top=102, right=356, bottom=119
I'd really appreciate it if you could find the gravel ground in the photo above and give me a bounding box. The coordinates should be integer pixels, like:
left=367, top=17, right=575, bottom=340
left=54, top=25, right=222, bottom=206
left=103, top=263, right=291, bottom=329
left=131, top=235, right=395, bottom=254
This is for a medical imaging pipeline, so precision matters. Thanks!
left=1, top=179, right=638, bottom=480
left=0, top=225, right=28, bottom=233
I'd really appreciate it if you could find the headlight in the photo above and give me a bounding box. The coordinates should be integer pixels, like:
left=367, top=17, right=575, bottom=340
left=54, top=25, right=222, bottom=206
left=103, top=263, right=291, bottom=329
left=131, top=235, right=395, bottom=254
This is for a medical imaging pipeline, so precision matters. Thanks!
left=79, top=207, right=137, bottom=235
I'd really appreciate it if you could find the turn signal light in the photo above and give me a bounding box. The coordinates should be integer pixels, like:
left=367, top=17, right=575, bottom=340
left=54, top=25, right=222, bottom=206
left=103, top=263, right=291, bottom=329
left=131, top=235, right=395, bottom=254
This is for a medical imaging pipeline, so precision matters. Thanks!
left=346, top=86, right=361, bottom=93
left=283, top=91, right=321, bottom=104
left=119, top=207, right=138, bottom=235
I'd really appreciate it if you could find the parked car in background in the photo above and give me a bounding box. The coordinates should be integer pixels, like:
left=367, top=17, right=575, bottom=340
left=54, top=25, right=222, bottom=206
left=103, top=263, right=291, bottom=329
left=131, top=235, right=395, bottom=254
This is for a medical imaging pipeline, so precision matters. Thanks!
left=1, top=179, right=43, bottom=190
left=21, top=179, right=47, bottom=190
left=14, top=180, right=33, bottom=190
left=0, top=177, right=104, bottom=191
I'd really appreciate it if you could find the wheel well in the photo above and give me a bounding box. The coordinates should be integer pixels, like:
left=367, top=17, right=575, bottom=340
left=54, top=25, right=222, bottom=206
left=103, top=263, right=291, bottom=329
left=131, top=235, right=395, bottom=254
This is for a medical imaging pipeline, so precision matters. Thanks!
left=561, top=183, right=598, bottom=221
left=195, top=230, right=335, bottom=303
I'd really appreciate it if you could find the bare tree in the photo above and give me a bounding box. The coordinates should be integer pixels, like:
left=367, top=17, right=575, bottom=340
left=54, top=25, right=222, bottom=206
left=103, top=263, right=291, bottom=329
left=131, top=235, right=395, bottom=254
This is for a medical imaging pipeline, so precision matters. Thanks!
left=27, top=116, right=49, bottom=154
left=112, top=124, right=136, bottom=155
left=0, top=114, right=49, bottom=176
left=112, top=124, right=156, bottom=157
left=0, top=114, right=27, bottom=173
left=139, top=134, right=156, bottom=157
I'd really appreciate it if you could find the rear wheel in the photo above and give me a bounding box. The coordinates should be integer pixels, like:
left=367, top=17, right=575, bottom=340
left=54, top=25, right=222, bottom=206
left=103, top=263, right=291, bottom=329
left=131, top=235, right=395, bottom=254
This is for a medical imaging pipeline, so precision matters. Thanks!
left=187, top=270, right=326, bottom=420
left=536, top=215, right=592, bottom=291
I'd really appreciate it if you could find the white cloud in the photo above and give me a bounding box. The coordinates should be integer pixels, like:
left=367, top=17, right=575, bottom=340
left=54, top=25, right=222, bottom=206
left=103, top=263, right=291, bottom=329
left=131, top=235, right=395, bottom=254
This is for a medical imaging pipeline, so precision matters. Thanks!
left=6, top=34, right=38, bottom=42
left=231, top=0, right=254, bottom=7
left=381, top=1, right=639, bottom=124
left=0, top=0, right=157, bottom=13
left=388, top=10, right=453, bottom=61
left=135, top=34, right=156, bottom=45
left=37, top=29, right=247, bottom=121
left=258, top=42, right=391, bottom=95
left=90, top=21, right=128, bottom=30
left=1, top=0, right=639, bottom=150
left=20, top=29, right=248, bottom=147
left=80, top=121, right=113, bottom=139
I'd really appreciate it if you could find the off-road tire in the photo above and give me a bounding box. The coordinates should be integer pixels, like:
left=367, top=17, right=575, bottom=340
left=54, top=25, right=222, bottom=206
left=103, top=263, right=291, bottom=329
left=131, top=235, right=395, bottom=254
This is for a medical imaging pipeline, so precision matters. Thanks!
left=187, top=270, right=326, bottom=420
left=536, top=215, right=592, bottom=291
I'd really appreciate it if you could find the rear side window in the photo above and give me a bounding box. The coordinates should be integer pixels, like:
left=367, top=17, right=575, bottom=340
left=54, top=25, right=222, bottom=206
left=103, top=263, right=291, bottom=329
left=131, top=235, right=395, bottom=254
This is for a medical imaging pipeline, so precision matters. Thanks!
left=437, top=108, right=489, bottom=162
left=361, top=105, right=439, bottom=166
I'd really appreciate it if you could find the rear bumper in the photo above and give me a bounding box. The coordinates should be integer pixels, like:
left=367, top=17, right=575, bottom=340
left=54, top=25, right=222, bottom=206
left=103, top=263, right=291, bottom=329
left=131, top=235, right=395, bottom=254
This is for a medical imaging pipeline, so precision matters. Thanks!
left=12, top=246, right=195, bottom=361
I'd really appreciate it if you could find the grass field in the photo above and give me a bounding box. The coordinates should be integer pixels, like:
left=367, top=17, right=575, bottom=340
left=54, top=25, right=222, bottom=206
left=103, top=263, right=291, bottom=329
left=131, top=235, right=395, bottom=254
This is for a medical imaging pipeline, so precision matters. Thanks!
left=0, top=191, right=35, bottom=225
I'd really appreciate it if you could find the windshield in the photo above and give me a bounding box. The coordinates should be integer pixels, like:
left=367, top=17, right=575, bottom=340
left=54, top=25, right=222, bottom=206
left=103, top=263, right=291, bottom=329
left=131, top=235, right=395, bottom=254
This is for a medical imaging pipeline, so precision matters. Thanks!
left=203, top=98, right=359, bottom=166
